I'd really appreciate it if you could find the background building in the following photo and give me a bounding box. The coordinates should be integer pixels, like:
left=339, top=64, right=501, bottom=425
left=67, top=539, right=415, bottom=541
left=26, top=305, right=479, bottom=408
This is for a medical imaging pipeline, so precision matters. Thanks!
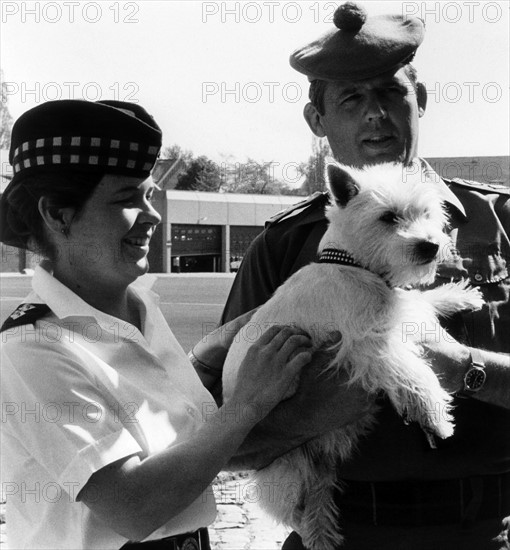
left=1, top=153, right=509, bottom=273
left=148, top=190, right=304, bottom=273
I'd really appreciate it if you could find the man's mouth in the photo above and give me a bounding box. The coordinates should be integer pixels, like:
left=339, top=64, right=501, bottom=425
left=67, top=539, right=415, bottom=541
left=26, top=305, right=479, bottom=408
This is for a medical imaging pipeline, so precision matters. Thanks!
left=363, top=135, right=395, bottom=147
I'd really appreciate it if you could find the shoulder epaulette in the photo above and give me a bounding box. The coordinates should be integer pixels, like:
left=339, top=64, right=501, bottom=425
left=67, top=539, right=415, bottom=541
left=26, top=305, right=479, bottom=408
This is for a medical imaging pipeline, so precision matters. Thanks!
left=0, top=304, right=51, bottom=333
left=447, top=178, right=510, bottom=195
left=265, top=192, right=330, bottom=228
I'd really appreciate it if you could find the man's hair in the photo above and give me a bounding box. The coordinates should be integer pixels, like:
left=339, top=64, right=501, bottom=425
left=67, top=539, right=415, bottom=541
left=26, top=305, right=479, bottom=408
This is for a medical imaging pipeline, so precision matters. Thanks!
left=309, top=63, right=419, bottom=116
left=3, top=171, right=103, bottom=257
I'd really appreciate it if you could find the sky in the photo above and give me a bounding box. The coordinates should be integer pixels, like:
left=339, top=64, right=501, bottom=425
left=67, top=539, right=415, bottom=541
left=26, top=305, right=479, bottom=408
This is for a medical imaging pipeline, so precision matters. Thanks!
left=1, top=1, right=509, bottom=186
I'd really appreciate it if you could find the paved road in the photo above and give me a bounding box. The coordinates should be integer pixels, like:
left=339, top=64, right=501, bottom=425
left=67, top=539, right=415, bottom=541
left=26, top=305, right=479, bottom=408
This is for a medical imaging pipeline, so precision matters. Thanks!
left=0, top=273, right=235, bottom=351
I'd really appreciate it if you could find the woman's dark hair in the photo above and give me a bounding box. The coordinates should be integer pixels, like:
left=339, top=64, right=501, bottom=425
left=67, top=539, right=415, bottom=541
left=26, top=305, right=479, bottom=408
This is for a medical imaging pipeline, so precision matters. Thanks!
left=308, top=63, right=419, bottom=116
left=3, top=170, right=104, bottom=257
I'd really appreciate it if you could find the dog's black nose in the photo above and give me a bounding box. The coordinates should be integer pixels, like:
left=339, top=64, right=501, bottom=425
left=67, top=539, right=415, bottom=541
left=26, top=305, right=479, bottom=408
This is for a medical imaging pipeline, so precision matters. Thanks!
left=416, top=241, right=440, bottom=261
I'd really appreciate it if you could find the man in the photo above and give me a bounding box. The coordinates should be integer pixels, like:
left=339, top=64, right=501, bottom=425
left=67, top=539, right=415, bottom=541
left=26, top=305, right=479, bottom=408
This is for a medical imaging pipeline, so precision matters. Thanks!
left=217, top=3, right=510, bottom=549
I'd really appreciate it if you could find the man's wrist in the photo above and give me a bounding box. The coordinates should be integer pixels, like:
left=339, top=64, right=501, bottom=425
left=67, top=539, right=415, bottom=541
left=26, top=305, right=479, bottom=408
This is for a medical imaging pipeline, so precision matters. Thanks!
left=456, top=348, right=487, bottom=398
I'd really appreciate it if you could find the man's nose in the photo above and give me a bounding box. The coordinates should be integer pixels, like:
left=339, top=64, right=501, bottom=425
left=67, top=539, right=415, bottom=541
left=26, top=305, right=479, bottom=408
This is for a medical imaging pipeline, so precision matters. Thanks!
left=365, top=93, right=387, bottom=122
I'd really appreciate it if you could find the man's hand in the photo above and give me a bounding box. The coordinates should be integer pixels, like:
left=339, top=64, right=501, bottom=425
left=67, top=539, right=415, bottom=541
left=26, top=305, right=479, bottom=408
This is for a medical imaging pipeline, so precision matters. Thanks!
left=495, top=516, right=510, bottom=549
left=192, top=308, right=258, bottom=371
left=190, top=308, right=258, bottom=396
left=261, top=347, right=374, bottom=437
left=231, top=345, right=376, bottom=470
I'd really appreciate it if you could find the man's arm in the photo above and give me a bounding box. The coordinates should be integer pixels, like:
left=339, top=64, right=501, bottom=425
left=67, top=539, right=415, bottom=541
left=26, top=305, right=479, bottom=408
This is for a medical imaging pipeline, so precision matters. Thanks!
left=471, top=348, right=510, bottom=409
left=423, top=335, right=510, bottom=409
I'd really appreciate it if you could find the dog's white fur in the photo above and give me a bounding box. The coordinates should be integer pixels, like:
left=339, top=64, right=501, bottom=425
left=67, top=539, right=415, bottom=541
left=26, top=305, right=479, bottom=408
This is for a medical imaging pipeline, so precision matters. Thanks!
left=222, top=162, right=484, bottom=550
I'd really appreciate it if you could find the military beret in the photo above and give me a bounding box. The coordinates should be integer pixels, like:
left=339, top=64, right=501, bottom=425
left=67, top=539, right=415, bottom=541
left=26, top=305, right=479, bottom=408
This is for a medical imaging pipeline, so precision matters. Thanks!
left=289, top=2, right=425, bottom=81
left=7, top=99, right=162, bottom=183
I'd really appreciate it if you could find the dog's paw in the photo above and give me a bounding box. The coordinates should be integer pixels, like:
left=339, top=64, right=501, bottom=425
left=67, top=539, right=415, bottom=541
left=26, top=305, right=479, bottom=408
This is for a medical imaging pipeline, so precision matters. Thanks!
left=399, top=387, right=454, bottom=439
left=459, top=286, right=485, bottom=311
left=422, top=281, right=484, bottom=315
left=301, top=524, right=344, bottom=550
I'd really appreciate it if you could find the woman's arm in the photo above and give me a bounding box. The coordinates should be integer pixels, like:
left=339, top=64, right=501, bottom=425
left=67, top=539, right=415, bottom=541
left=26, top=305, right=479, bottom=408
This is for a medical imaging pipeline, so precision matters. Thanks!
left=78, top=326, right=311, bottom=542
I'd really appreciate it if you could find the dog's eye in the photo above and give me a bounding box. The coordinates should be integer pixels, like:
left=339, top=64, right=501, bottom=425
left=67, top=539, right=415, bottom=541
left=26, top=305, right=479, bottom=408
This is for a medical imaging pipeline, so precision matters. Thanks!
left=379, top=211, right=399, bottom=224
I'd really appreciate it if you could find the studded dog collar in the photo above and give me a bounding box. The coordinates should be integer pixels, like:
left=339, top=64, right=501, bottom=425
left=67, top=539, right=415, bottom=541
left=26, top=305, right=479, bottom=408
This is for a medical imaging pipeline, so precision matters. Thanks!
left=318, top=248, right=392, bottom=287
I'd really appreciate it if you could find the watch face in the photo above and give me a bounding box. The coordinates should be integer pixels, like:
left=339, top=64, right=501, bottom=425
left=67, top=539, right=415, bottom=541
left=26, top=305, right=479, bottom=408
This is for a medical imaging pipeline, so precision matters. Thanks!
left=465, top=367, right=486, bottom=391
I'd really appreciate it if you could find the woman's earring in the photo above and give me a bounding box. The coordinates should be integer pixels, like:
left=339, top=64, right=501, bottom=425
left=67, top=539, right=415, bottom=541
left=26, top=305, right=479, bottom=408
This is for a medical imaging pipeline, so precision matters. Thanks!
left=61, top=226, right=69, bottom=237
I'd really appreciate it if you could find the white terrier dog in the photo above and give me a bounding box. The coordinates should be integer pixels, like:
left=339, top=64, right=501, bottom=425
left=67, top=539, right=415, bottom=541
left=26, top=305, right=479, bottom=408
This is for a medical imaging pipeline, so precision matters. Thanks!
left=222, top=162, right=484, bottom=550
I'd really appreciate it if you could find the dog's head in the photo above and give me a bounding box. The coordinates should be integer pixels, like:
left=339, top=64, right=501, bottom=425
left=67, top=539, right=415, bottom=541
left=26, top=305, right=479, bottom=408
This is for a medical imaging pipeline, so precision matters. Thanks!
left=320, top=161, right=451, bottom=287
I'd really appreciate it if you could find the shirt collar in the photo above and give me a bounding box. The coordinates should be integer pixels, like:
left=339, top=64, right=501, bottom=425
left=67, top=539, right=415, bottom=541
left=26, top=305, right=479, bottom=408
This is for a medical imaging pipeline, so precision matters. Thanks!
left=31, top=261, right=160, bottom=325
left=418, top=158, right=466, bottom=218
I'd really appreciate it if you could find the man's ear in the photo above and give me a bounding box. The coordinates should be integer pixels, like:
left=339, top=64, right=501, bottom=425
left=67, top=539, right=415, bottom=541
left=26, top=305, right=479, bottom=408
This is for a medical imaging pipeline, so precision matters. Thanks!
left=304, top=103, right=327, bottom=138
left=416, top=82, right=427, bottom=117
left=37, top=197, right=75, bottom=235
left=326, top=163, right=360, bottom=207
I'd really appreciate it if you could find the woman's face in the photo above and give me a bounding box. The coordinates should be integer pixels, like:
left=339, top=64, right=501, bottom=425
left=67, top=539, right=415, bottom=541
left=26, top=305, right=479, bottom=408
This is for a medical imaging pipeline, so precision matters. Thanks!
left=58, top=174, right=161, bottom=289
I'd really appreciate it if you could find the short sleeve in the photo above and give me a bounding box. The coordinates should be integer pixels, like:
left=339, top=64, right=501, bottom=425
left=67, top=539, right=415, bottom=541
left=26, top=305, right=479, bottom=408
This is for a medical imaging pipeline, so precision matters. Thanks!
left=1, top=339, right=143, bottom=497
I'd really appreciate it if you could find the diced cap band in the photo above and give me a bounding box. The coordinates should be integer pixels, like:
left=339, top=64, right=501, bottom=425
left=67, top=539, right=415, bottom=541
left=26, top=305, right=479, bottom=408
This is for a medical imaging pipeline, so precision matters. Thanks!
left=0, top=99, right=163, bottom=249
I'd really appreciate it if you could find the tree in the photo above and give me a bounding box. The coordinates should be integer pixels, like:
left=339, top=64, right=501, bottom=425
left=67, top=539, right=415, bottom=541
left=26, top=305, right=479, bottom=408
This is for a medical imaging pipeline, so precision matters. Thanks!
left=161, top=144, right=193, bottom=165
left=301, top=136, right=332, bottom=195
left=223, top=158, right=301, bottom=195
left=0, top=70, right=14, bottom=149
left=175, top=155, right=223, bottom=192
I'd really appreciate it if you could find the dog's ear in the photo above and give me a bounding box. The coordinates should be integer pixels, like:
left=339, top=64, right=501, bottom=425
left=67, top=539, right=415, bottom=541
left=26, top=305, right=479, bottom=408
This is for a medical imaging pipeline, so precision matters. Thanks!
left=327, top=164, right=360, bottom=207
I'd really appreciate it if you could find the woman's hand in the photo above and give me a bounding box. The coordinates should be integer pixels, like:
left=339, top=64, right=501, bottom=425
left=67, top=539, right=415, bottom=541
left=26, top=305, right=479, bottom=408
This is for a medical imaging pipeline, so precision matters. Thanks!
left=79, top=325, right=312, bottom=541
left=226, top=325, right=313, bottom=422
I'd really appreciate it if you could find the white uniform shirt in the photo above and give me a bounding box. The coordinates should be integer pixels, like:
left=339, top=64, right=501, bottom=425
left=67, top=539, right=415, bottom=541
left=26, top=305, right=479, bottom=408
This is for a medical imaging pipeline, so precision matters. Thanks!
left=0, top=264, right=218, bottom=549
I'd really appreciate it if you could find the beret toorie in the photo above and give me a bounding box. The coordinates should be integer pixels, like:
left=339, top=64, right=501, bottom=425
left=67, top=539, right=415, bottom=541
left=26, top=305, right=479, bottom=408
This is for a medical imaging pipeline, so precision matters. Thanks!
left=289, top=2, right=425, bottom=81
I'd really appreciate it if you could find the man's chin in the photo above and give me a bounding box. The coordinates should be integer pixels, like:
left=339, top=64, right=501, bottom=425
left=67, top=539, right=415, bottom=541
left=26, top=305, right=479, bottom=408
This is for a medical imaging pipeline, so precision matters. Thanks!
left=361, top=150, right=407, bottom=166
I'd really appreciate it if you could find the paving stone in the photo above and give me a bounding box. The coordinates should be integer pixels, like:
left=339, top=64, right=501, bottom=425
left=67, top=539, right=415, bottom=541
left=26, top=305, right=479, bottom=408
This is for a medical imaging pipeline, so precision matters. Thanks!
left=0, top=476, right=291, bottom=549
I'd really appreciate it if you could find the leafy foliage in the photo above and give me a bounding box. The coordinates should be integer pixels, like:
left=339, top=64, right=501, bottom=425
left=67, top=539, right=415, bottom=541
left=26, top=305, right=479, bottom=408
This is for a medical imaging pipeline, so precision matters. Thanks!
left=0, top=70, right=14, bottom=149
left=301, top=136, right=332, bottom=195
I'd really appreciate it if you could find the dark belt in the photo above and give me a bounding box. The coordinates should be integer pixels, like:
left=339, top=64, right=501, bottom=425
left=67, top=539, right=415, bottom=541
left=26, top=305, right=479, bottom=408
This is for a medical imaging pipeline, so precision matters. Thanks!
left=121, top=528, right=209, bottom=550
left=338, top=473, right=510, bottom=527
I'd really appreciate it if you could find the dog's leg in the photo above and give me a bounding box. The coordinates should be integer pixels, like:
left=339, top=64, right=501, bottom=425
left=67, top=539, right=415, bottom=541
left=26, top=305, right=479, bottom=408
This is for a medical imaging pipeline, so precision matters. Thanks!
left=253, top=449, right=309, bottom=530
left=299, top=454, right=344, bottom=550
left=418, top=281, right=484, bottom=316
left=382, top=344, right=455, bottom=438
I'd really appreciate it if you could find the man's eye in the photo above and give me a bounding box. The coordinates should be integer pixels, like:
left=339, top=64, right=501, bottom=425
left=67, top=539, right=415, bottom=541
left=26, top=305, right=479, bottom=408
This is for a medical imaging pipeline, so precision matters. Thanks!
left=386, top=86, right=406, bottom=96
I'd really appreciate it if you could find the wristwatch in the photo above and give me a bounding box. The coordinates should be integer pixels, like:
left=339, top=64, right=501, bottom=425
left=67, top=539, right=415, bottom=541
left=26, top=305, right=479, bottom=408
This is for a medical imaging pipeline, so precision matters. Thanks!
left=459, top=349, right=486, bottom=397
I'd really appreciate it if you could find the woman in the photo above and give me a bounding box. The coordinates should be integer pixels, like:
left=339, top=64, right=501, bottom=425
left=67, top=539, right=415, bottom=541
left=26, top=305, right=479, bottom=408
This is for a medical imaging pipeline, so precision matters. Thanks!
left=0, top=99, right=314, bottom=549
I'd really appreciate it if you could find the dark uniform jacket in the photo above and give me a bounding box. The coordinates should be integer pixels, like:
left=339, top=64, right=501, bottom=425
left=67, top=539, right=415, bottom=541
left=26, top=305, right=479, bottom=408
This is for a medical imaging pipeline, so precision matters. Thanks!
left=221, top=177, right=510, bottom=482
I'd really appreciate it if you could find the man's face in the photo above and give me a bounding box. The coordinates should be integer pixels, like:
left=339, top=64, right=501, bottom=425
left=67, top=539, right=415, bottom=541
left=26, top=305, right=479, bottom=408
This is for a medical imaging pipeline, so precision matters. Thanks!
left=310, top=67, right=425, bottom=168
